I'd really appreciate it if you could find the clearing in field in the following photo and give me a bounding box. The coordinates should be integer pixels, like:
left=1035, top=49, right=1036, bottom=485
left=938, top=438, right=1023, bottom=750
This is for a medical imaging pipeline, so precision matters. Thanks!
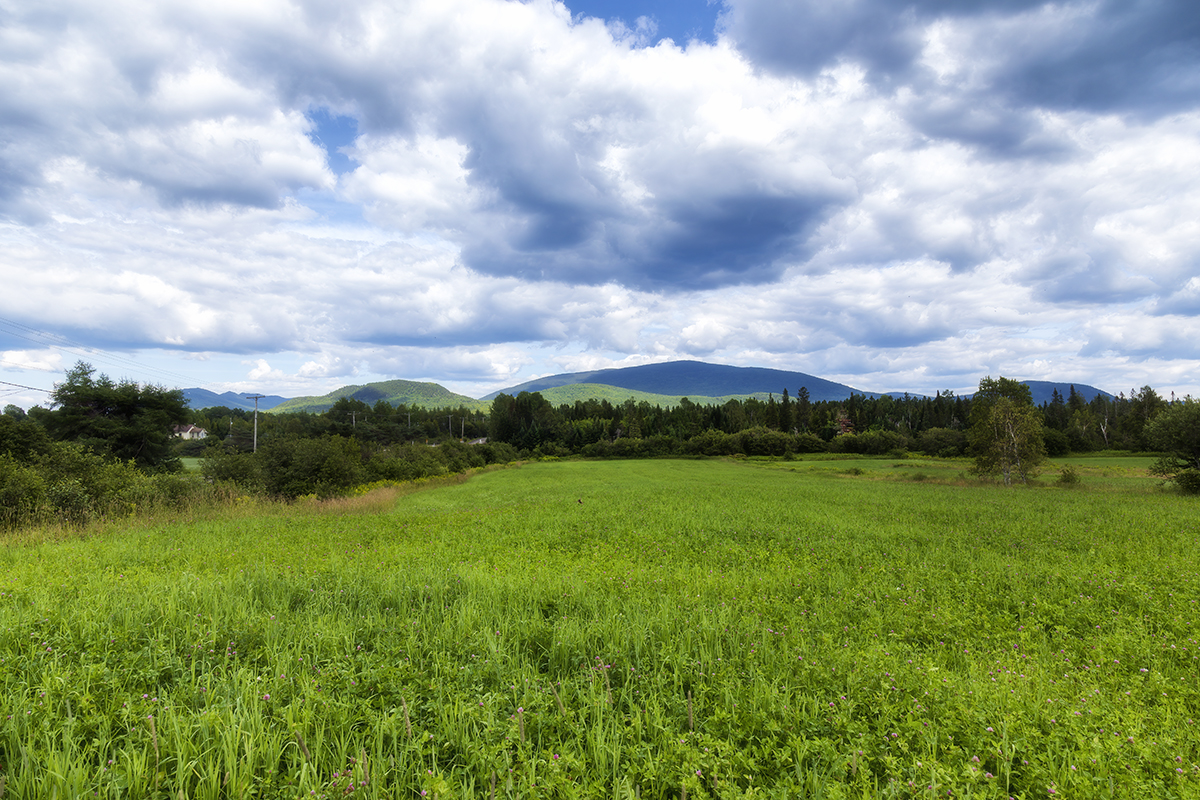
left=0, top=457, right=1197, bottom=798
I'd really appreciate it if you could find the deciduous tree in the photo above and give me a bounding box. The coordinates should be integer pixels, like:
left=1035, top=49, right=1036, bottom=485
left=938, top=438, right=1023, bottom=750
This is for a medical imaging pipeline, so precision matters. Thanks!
left=969, top=377, right=1045, bottom=485
left=1146, top=399, right=1200, bottom=494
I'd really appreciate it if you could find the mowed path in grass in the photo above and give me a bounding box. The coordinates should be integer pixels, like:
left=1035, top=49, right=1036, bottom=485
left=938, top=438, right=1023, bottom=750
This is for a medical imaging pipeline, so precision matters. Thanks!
left=1, top=458, right=1198, bottom=798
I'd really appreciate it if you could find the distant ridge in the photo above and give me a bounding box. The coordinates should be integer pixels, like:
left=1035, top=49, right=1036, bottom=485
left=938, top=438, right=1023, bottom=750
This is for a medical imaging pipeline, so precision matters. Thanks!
left=182, top=389, right=288, bottom=411
left=485, top=360, right=884, bottom=403
left=266, top=379, right=487, bottom=414
left=533, top=383, right=783, bottom=408
left=180, top=362, right=1114, bottom=413
left=1019, top=381, right=1113, bottom=407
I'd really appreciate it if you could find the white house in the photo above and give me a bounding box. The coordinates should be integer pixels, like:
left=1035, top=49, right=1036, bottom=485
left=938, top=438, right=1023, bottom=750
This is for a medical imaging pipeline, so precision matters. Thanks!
left=172, top=424, right=208, bottom=440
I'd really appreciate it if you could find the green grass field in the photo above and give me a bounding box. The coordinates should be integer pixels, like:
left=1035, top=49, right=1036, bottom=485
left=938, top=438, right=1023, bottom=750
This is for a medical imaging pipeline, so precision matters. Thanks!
left=1, top=458, right=1197, bottom=798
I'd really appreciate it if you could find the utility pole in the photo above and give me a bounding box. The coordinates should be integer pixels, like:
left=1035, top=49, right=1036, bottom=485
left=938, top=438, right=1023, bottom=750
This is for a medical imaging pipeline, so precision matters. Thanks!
left=448, top=413, right=453, bottom=434
left=246, top=394, right=265, bottom=452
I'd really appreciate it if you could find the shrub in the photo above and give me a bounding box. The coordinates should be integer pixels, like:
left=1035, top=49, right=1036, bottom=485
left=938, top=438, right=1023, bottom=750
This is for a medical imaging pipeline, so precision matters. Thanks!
left=259, top=436, right=367, bottom=499
left=0, top=455, right=46, bottom=528
left=792, top=432, right=828, bottom=454
left=830, top=430, right=910, bottom=456
left=916, top=427, right=967, bottom=457
left=33, top=441, right=150, bottom=521
left=1055, top=465, right=1081, bottom=487
left=201, top=448, right=264, bottom=491
left=683, top=429, right=739, bottom=456
left=1173, top=468, right=1200, bottom=495
left=46, top=478, right=92, bottom=525
left=476, top=441, right=519, bottom=464
left=1042, top=428, right=1070, bottom=457
left=437, top=439, right=487, bottom=472
left=365, top=444, right=448, bottom=483
left=737, top=427, right=791, bottom=456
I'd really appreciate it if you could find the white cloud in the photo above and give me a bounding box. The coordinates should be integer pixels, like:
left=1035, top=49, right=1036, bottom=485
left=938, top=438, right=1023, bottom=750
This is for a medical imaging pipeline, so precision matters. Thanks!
left=0, top=0, right=1198, bottom=403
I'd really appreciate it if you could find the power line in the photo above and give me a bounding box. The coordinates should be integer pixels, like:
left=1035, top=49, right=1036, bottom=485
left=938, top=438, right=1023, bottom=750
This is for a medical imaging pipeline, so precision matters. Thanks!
left=0, top=315, right=211, bottom=389
left=0, top=379, right=51, bottom=393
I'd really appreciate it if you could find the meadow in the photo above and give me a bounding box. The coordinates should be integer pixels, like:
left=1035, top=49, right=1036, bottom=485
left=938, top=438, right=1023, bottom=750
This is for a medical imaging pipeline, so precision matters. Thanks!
left=0, top=457, right=1197, bottom=798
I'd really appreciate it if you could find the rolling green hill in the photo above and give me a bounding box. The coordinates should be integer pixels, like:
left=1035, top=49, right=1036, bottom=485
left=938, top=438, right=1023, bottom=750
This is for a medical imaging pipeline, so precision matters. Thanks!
left=267, top=379, right=488, bottom=414
left=262, top=377, right=780, bottom=415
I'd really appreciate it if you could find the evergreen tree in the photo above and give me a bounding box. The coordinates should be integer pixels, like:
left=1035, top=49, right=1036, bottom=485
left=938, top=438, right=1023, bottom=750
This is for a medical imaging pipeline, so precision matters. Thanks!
left=1045, top=389, right=1069, bottom=431
left=795, top=387, right=812, bottom=431
left=43, top=361, right=188, bottom=472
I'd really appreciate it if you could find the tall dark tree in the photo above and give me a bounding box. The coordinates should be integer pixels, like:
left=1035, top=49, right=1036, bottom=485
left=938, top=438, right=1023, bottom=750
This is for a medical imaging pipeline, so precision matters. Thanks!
left=43, top=361, right=188, bottom=472
left=794, top=387, right=812, bottom=432
left=1045, top=389, right=1069, bottom=431
left=1067, top=385, right=1086, bottom=415
left=779, top=388, right=793, bottom=433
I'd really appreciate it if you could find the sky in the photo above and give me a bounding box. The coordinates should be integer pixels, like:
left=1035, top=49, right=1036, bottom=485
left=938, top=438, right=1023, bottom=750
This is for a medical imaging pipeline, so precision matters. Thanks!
left=1, top=0, right=1199, bottom=409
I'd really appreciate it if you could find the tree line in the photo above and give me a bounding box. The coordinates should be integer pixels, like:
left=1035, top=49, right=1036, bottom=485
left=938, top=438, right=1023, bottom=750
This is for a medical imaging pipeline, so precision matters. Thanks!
left=2, top=362, right=1197, bottom=529
left=484, top=382, right=1174, bottom=456
left=0, top=363, right=509, bottom=526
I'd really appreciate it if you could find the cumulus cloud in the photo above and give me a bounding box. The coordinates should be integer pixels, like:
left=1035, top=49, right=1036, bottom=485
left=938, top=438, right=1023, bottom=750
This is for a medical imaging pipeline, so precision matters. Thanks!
left=0, top=0, right=1198, bottom=400
left=721, top=0, right=1199, bottom=116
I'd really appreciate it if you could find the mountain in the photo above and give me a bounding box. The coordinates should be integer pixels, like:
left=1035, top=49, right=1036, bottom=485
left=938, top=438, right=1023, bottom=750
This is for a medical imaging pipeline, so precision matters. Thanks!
left=266, top=379, right=487, bottom=414
left=533, top=383, right=778, bottom=408
left=180, top=362, right=1115, bottom=414
left=485, top=360, right=886, bottom=403
left=183, top=389, right=289, bottom=411
left=1021, top=381, right=1113, bottom=406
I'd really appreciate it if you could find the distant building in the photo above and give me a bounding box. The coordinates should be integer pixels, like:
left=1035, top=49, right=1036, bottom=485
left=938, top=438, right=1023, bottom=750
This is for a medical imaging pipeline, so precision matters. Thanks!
left=172, top=424, right=208, bottom=440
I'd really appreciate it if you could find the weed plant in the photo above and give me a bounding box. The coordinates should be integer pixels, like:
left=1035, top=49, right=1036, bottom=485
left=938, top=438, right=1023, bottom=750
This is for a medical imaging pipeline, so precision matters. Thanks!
left=0, top=459, right=1197, bottom=798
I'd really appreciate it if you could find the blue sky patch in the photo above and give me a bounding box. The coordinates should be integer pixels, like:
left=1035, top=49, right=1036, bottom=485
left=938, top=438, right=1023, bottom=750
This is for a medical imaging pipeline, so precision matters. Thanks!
left=306, top=108, right=360, bottom=176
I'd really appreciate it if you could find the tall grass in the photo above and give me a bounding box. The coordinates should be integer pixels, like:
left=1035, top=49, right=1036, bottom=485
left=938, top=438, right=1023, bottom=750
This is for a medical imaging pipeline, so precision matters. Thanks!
left=0, top=458, right=1197, bottom=797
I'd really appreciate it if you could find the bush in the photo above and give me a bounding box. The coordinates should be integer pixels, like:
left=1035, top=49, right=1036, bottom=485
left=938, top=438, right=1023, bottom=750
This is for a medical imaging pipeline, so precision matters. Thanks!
left=1172, top=468, right=1200, bottom=495
left=47, top=479, right=92, bottom=525
left=0, top=455, right=46, bottom=528
left=33, top=441, right=150, bottom=521
left=173, top=437, right=210, bottom=457
left=439, top=439, right=488, bottom=471
left=476, top=441, right=519, bottom=464
left=830, top=430, right=910, bottom=456
left=915, top=427, right=963, bottom=456
left=201, top=448, right=264, bottom=491
left=737, top=427, right=792, bottom=456
left=683, top=429, right=739, bottom=456
left=1055, top=465, right=1081, bottom=487
left=0, top=414, right=52, bottom=461
left=1042, top=428, right=1070, bottom=457
left=259, top=436, right=367, bottom=499
left=792, top=432, right=828, bottom=454
left=143, top=472, right=211, bottom=508
left=365, top=444, right=453, bottom=483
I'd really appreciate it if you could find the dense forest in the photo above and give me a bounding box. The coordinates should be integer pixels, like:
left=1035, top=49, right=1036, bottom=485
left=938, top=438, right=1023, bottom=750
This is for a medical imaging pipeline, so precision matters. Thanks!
left=189, top=381, right=1172, bottom=457
left=1, top=362, right=1195, bottom=529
